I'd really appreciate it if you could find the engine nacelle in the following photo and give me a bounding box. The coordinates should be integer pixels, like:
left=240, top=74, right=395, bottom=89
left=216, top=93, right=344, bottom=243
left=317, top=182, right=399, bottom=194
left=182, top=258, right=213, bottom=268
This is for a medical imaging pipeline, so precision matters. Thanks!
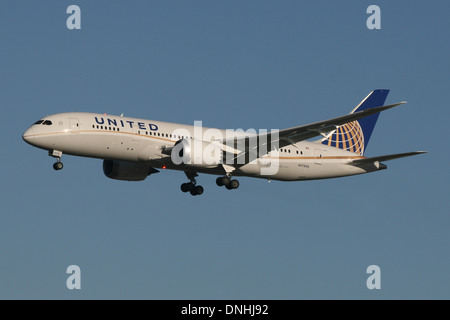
left=103, top=160, right=154, bottom=181
left=171, top=138, right=222, bottom=168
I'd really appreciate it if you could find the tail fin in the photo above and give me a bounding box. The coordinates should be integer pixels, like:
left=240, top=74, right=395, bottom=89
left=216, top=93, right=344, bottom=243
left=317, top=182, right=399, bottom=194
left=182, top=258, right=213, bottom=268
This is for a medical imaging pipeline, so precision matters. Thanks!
left=320, top=89, right=389, bottom=155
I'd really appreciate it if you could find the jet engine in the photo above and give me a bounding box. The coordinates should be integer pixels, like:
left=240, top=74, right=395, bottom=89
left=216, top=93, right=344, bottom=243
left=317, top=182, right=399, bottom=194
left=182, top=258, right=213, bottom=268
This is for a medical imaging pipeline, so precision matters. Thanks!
left=103, top=160, right=157, bottom=181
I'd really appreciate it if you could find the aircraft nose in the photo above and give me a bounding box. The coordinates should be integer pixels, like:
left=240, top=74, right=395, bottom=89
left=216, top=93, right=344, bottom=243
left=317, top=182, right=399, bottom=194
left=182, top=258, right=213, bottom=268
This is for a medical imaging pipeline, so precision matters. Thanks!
left=22, top=127, right=34, bottom=144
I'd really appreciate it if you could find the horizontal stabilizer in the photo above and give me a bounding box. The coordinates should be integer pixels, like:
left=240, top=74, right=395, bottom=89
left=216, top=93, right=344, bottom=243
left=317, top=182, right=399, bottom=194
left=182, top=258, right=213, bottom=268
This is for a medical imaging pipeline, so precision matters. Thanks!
left=349, top=151, right=427, bottom=165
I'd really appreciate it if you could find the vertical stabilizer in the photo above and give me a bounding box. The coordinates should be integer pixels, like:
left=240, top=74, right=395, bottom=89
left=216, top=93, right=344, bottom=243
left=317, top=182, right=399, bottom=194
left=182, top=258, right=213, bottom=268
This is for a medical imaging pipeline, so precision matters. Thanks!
left=320, top=89, right=389, bottom=155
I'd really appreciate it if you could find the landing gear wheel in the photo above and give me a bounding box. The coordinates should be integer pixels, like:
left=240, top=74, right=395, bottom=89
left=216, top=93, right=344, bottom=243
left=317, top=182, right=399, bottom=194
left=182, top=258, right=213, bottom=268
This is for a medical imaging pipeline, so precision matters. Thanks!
left=216, top=177, right=224, bottom=187
left=218, top=176, right=239, bottom=190
left=49, top=150, right=63, bottom=171
left=190, top=185, right=204, bottom=196
left=230, top=179, right=239, bottom=189
left=182, top=171, right=204, bottom=196
left=181, top=182, right=195, bottom=193
left=53, top=162, right=63, bottom=171
left=221, top=176, right=230, bottom=186
left=194, top=185, right=204, bottom=195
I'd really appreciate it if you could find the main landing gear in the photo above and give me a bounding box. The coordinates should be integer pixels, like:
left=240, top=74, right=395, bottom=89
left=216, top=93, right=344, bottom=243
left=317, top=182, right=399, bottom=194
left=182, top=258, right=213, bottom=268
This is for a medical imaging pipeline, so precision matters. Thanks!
left=49, top=150, right=64, bottom=171
left=180, top=172, right=240, bottom=196
left=216, top=176, right=239, bottom=190
left=181, top=171, right=204, bottom=196
left=181, top=182, right=204, bottom=196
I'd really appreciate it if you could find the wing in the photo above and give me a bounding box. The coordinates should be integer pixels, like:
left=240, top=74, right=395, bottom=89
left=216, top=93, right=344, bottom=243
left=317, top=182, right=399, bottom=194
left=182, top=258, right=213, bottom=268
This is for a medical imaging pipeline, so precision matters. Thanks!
left=227, top=101, right=406, bottom=165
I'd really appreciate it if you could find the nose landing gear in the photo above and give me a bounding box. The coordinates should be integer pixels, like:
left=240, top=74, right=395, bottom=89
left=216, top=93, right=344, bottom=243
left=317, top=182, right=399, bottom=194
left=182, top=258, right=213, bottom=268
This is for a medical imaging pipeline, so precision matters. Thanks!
left=53, top=161, right=63, bottom=171
left=49, top=150, right=64, bottom=171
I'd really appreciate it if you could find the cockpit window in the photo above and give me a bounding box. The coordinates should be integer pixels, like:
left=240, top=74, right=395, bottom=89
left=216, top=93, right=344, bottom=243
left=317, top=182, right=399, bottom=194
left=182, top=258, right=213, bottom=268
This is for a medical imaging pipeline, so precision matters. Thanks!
left=33, top=120, right=52, bottom=125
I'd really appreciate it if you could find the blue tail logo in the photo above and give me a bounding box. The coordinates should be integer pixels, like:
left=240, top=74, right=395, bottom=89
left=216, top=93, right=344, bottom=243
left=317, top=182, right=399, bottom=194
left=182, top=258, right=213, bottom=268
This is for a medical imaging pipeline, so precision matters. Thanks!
left=321, top=89, right=390, bottom=155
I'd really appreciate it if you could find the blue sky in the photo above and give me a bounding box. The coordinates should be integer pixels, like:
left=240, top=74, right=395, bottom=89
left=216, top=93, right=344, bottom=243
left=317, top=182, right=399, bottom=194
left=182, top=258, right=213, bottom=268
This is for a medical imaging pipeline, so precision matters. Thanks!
left=0, top=1, right=448, bottom=299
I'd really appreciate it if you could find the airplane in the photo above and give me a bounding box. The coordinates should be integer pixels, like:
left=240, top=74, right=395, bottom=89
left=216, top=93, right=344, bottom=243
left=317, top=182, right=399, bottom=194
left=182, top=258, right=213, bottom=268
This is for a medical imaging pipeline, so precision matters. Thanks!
left=22, top=89, right=425, bottom=196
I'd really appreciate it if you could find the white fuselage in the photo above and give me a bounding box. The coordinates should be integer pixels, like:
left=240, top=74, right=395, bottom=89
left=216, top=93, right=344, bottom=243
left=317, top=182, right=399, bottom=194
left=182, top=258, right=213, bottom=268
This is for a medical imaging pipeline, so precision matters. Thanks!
left=23, top=112, right=376, bottom=181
